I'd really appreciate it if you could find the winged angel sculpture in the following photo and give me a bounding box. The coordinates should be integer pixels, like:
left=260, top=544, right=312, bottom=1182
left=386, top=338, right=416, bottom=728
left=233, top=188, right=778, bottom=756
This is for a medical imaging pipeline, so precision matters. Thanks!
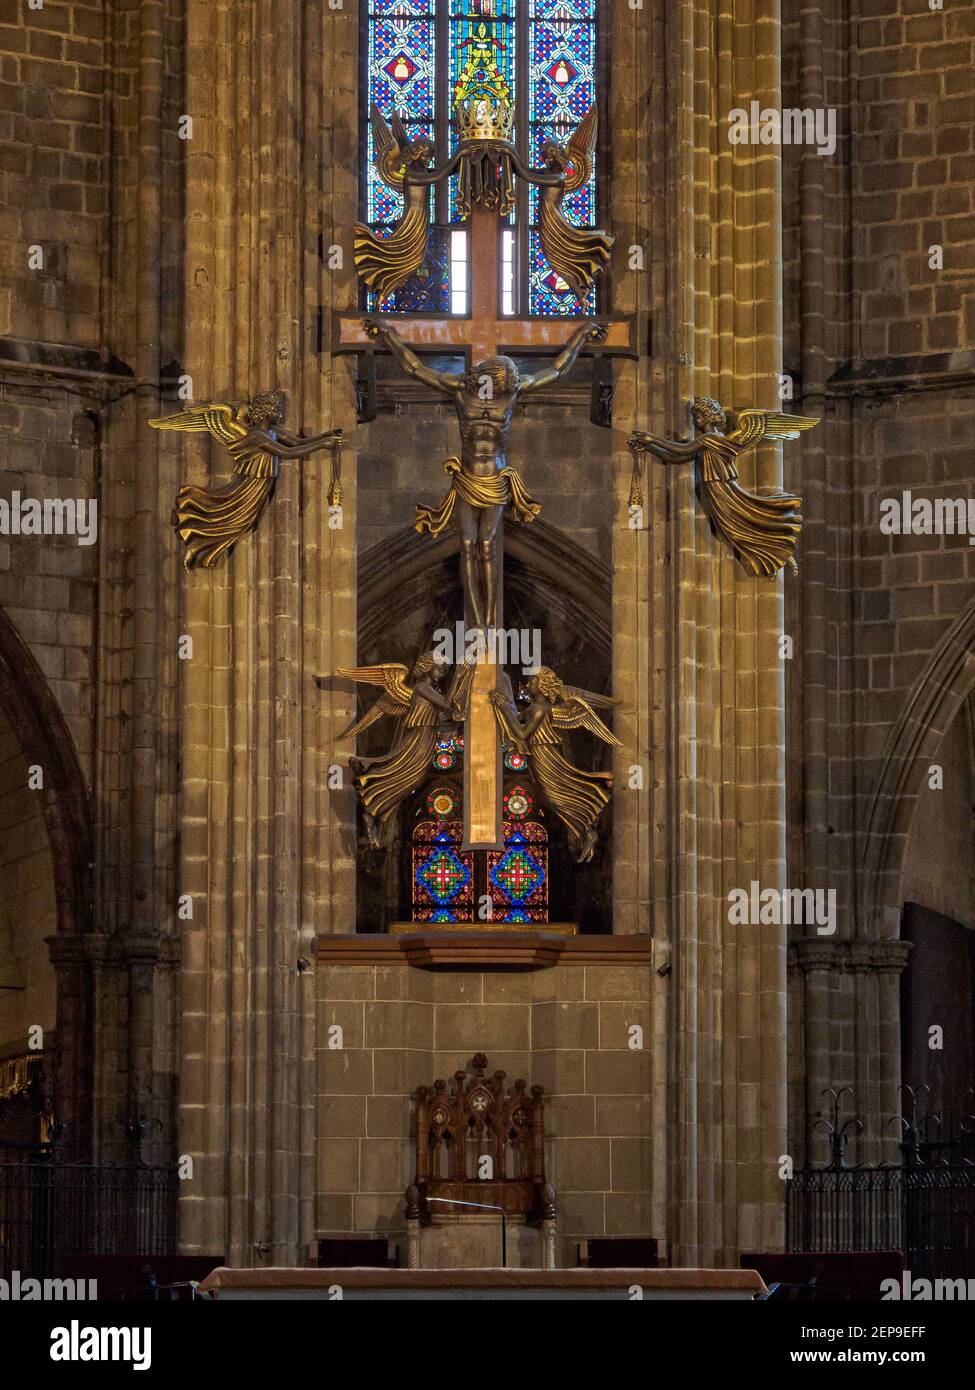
left=629, top=399, right=820, bottom=578
left=535, top=107, right=613, bottom=309
left=353, top=106, right=439, bottom=301
left=491, top=667, right=620, bottom=864
left=338, top=653, right=475, bottom=850
left=150, top=393, right=341, bottom=569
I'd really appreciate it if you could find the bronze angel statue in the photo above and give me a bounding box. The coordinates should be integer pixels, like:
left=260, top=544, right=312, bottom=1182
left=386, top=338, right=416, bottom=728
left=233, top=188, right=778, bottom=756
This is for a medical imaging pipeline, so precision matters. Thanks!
left=150, top=393, right=341, bottom=569
left=629, top=399, right=820, bottom=578
left=491, top=667, right=620, bottom=864
left=535, top=107, right=613, bottom=310
left=353, top=105, right=437, bottom=301
left=339, top=652, right=469, bottom=850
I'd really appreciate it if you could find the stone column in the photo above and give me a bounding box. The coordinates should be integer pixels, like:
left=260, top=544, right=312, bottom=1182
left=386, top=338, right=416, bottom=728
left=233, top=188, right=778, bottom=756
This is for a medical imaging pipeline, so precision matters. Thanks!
left=664, top=0, right=789, bottom=1265
left=176, top=0, right=357, bottom=1266
left=608, top=0, right=671, bottom=1250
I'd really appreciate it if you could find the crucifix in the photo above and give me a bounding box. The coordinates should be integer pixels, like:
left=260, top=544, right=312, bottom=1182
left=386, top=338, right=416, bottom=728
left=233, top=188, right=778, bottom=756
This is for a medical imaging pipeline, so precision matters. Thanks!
left=335, top=72, right=629, bottom=855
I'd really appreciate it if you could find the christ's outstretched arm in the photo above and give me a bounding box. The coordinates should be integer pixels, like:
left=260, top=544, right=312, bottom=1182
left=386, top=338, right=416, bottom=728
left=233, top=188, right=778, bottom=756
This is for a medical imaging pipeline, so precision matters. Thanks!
left=363, top=317, right=465, bottom=395
left=520, top=321, right=607, bottom=395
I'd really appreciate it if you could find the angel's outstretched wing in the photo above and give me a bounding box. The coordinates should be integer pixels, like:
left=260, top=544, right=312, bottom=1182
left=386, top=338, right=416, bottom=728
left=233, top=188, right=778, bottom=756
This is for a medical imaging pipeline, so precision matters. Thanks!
left=149, top=401, right=246, bottom=447
left=370, top=103, right=407, bottom=192
left=551, top=695, right=622, bottom=748
left=728, top=409, right=821, bottom=450
left=563, top=105, right=598, bottom=194
left=336, top=663, right=411, bottom=740
left=562, top=684, right=619, bottom=711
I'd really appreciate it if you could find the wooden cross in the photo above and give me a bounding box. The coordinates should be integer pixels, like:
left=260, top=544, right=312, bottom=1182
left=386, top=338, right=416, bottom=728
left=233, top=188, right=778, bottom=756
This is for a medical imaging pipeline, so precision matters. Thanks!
left=337, top=206, right=632, bottom=852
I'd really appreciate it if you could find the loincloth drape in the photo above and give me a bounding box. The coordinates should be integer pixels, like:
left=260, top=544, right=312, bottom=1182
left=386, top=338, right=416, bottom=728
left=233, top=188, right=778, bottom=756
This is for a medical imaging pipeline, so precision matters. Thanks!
left=415, top=457, right=541, bottom=537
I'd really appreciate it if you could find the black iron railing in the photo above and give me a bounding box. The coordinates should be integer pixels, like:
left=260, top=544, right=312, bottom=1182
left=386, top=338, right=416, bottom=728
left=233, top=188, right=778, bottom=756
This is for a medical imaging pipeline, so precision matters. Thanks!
left=0, top=1136, right=178, bottom=1281
left=786, top=1087, right=975, bottom=1281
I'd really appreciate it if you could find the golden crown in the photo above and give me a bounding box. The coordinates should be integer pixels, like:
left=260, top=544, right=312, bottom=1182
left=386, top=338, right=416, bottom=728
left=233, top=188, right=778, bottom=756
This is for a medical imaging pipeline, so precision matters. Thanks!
left=455, top=94, right=515, bottom=144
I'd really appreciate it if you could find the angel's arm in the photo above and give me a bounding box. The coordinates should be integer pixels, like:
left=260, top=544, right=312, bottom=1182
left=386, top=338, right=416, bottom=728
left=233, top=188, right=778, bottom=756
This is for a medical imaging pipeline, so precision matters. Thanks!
left=413, top=680, right=459, bottom=718
left=275, top=426, right=341, bottom=448
left=363, top=318, right=464, bottom=395
left=628, top=431, right=700, bottom=464
left=520, top=323, right=607, bottom=396
left=233, top=428, right=341, bottom=461
left=517, top=699, right=549, bottom=739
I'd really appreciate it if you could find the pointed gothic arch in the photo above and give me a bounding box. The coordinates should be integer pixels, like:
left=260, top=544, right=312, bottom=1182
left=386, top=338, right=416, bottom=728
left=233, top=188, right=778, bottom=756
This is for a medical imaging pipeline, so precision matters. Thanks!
left=0, top=605, right=94, bottom=1148
left=861, top=594, right=975, bottom=939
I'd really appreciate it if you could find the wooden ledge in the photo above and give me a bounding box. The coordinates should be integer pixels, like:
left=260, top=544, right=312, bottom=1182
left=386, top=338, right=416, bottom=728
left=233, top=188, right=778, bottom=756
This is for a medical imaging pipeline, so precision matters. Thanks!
left=199, top=1266, right=765, bottom=1296
left=316, top=933, right=652, bottom=970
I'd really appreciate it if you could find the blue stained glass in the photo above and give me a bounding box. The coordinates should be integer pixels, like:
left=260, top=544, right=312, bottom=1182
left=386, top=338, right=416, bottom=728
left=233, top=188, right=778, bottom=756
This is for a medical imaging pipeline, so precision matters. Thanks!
left=416, top=836, right=472, bottom=905
left=529, top=0, right=593, bottom=17
left=527, top=0, right=596, bottom=316
left=489, top=830, right=546, bottom=905
left=364, top=0, right=600, bottom=317
left=367, top=6, right=436, bottom=226
left=529, top=229, right=594, bottom=316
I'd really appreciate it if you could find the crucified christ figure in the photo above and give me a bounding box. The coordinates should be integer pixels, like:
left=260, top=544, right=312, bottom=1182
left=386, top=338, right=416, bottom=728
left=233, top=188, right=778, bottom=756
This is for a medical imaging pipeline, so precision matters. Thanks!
left=364, top=316, right=607, bottom=631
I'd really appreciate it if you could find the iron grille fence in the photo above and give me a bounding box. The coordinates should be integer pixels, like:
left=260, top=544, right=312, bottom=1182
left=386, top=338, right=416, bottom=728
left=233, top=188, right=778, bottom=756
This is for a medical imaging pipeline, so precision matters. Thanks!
left=0, top=1144, right=179, bottom=1281
left=786, top=1088, right=975, bottom=1282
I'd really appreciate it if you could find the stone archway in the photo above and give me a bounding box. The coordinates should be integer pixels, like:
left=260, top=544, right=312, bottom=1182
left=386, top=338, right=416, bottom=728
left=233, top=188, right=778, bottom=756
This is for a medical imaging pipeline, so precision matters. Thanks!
left=861, top=595, right=975, bottom=940
left=354, top=520, right=614, bottom=932
left=0, top=606, right=94, bottom=1149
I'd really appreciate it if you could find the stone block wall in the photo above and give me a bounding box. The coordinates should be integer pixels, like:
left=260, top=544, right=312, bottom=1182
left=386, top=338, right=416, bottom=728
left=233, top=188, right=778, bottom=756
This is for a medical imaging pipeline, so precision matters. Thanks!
left=0, top=0, right=107, bottom=348
left=316, top=961, right=654, bottom=1268
left=781, top=0, right=975, bottom=1161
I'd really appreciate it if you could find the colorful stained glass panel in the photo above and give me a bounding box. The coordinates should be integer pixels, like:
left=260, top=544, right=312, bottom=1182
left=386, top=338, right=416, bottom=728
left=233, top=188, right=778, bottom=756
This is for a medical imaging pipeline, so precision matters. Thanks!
left=487, top=821, right=549, bottom=921
left=413, top=821, right=474, bottom=914
left=527, top=0, right=596, bottom=315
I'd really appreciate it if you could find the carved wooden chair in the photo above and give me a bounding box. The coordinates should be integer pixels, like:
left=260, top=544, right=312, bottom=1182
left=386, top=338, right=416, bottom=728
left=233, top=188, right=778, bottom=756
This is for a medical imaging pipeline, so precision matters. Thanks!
left=405, top=1053, right=556, bottom=1268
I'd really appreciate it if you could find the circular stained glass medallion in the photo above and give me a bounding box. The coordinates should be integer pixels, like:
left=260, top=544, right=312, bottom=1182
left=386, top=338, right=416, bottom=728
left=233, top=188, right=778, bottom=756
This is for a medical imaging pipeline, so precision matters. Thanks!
left=503, top=786, right=533, bottom=820
left=426, top=786, right=459, bottom=819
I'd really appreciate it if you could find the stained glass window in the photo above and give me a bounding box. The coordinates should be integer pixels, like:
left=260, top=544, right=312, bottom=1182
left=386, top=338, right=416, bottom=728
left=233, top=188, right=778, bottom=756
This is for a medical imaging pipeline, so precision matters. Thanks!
left=411, top=777, right=549, bottom=925
left=527, top=0, right=597, bottom=315
left=488, top=822, right=549, bottom=922
left=448, top=1, right=516, bottom=226
left=366, top=2, right=445, bottom=312
left=363, top=0, right=600, bottom=319
left=412, top=820, right=474, bottom=922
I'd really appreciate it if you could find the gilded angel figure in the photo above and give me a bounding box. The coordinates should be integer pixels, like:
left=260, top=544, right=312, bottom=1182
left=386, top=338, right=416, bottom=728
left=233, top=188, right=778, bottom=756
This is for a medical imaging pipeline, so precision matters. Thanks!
left=150, top=393, right=341, bottom=569
left=535, top=107, right=614, bottom=310
left=338, top=652, right=467, bottom=850
left=491, top=667, right=620, bottom=864
left=629, top=399, right=820, bottom=578
left=353, top=105, right=438, bottom=301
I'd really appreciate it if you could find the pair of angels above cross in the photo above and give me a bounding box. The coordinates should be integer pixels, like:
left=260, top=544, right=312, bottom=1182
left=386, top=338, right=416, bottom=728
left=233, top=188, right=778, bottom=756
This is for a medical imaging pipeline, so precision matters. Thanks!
left=150, top=59, right=819, bottom=859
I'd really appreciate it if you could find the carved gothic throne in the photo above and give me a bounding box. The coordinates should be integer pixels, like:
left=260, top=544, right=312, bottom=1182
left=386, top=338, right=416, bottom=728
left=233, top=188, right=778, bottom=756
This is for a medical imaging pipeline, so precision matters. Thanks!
left=405, top=1054, right=557, bottom=1270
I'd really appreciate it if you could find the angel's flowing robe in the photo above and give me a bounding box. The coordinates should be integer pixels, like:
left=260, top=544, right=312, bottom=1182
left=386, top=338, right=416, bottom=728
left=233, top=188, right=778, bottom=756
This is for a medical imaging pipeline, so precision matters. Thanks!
left=353, top=687, right=442, bottom=826
left=522, top=713, right=613, bottom=848
left=538, top=195, right=613, bottom=305
left=354, top=199, right=429, bottom=302
left=174, top=444, right=279, bottom=569
left=695, top=434, right=802, bottom=578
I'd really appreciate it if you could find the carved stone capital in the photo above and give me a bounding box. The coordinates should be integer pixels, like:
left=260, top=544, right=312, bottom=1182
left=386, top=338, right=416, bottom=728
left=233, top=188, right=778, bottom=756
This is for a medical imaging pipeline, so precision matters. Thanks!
left=790, top=938, right=912, bottom=976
